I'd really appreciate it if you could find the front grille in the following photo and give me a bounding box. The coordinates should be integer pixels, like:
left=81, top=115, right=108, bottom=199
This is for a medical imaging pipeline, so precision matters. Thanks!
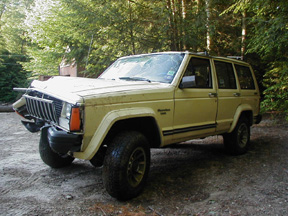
left=24, top=94, right=62, bottom=124
left=27, top=91, right=63, bottom=118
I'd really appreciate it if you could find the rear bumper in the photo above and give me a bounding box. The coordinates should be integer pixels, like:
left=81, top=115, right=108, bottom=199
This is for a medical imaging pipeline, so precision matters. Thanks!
left=48, top=127, right=82, bottom=154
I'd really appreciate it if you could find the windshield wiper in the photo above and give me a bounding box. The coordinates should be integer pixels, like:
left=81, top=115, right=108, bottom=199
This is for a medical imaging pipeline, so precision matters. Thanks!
left=119, top=77, right=151, bottom=83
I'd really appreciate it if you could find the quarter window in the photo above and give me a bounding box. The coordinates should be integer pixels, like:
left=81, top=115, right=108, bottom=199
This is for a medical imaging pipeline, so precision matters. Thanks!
left=235, top=65, right=255, bottom=89
left=214, top=61, right=237, bottom=89
left=183, top=58, right=212, bottom=88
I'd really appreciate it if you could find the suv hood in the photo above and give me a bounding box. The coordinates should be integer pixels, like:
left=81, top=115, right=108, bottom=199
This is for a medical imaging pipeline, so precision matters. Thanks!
left=30, top=76, right=169, bottom=102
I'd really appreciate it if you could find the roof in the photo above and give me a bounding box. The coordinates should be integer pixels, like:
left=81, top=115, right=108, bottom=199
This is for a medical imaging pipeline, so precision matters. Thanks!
left=118, top=51, right=250, bottom=66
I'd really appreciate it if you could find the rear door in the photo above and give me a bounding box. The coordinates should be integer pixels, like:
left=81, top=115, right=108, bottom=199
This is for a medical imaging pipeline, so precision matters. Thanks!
left=213, top=60, right=241, bottom=132
left=234, top=64, right=260, bottom=118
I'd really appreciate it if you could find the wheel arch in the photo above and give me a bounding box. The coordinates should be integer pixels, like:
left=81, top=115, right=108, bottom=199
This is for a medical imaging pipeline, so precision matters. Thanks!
left=73, top=108, right=161, bottom=160
left=228, top=105, right=253, bottom=133
left=104, top=117, right=161, bottom=149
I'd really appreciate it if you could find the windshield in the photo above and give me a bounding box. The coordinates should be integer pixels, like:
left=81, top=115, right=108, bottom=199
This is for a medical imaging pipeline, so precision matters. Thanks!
left=99, top=53, right=185, bottom=83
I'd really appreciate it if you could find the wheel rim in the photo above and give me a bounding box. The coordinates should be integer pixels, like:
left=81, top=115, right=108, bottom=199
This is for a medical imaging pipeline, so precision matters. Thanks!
left=237, top=123, right=248, bottom=148
left=127, top=147, right=146, bottom=188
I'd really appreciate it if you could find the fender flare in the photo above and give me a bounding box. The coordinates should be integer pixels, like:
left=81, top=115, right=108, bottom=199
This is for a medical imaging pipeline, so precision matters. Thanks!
left=228, top=104, right=253, bottom=133
left=73, top=107, right=157, bottom=160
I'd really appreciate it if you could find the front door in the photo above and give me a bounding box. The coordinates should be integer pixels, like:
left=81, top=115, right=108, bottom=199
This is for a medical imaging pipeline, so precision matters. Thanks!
left=172, top=57, right=218, bottom=143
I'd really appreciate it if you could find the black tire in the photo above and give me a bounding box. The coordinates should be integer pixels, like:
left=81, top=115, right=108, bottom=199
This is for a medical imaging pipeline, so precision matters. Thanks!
left=103, top=131, right=150, bottom=200
left=39, top=127, right=74, bottom=168
left=223, top=117, right=250, bottom=155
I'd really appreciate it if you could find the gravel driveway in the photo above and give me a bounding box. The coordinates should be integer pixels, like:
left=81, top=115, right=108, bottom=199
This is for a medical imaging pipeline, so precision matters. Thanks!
left=0, top=112, right=287, bottom=215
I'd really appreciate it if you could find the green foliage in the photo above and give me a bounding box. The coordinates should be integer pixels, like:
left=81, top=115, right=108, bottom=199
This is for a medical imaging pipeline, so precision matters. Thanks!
left=0, top=0, right=33, bottom=54
left=0, top=50, right=30, bottom=102
left=0, top=0, right=32, bottom=102
left=18, top=0, right=246, bottom=77
left=226, top=0, right=288, bottom=118
left=261, top=61, right=288, bottom=118
left=209, top=0, right=243, bottom=56
left=23, top=0, right=213, bottom=77
left=248, top=0, right=288, bottom=118
left=247, top=0, right=288, bottom=60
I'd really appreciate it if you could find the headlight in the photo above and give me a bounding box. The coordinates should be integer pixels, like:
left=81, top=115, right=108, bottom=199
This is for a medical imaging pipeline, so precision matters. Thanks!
left=60, top=102, right=82, bottom=132
left=65, top=103, right=72, bottom=119
left=61, top=103, right=72, bottom=119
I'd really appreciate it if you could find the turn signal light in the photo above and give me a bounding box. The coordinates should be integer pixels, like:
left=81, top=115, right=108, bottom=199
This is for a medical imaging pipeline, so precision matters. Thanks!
left=15, top=110, right=24, bottom=118
left=70, top=107, right=81, bottom=131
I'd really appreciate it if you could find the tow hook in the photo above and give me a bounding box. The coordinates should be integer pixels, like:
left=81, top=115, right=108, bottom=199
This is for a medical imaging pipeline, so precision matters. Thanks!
left=21, top=119, right=45, bottom=133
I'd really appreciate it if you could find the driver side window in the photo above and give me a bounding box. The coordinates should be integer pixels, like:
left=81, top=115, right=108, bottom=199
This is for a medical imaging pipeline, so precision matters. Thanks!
left=183, top=57, right=212, bottom=88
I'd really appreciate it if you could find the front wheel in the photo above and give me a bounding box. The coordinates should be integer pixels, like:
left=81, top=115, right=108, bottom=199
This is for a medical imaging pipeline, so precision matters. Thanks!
left=103, top=131, right=150, bottom=200
left=223, top=117, right=250, bottom=155
left=39, top=127, right=74, bottom=168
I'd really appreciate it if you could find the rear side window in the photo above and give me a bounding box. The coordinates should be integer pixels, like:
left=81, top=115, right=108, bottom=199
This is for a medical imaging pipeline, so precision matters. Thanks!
left=235, top=65, right=255, bottom=89
left=214, top=61, right=236, bottom=89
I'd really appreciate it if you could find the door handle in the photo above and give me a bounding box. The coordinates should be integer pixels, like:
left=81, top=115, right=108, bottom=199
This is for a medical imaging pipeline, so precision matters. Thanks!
left=233, top=93, right=241, bottom=97
left=209, top=92, right=218, bottom=98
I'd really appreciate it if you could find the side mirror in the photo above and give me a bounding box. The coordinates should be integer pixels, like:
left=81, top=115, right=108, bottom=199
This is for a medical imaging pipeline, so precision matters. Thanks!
left=179, top=76, right=196, bottom=89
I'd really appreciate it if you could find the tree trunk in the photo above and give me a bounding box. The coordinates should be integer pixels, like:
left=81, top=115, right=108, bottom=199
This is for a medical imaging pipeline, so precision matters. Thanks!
left=167, top=0, right=178, bottom=50
left=128, top=0, right=136, bottom=54
left=205, top=0, right=211, bottom=52
left=0, top=3, right=6, bottom=30
left=180, top=0, right=187, bottom=50
left=241, top=10, right=247, bottom=60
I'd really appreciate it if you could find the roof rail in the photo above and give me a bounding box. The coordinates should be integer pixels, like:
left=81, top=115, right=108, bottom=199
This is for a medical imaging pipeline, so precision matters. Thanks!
left=185, top=51, right=210, bottom=56
left=197, top=51, right=209, bottom=56
left=227, top=56, right=242, bottom=60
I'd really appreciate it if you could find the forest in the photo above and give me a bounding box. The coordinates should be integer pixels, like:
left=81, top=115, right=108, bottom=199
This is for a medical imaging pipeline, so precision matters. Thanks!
left=0, top=0, right=287, bottom=118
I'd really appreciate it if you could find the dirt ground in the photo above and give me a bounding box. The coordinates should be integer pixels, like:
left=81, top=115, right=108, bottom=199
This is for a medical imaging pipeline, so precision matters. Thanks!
left=0, top=112, right=287, bottom=216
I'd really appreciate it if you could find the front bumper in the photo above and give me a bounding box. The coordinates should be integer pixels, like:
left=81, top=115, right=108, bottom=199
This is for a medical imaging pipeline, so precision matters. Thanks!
left=254, top=114, right=262, bottom=124
left=48, top=127, right=82, bottom=154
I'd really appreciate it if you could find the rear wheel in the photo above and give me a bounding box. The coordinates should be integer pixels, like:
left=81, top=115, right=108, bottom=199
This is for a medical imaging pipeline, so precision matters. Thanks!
left=223, top=117, right=250, bottom=155
left=103, top=131, right=150, bottom=200
left=39, top=127, right=74, bottom=168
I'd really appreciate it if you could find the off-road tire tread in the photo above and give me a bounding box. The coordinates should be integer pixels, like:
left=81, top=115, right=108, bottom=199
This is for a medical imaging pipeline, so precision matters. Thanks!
left=224, top=117, right=250, bottom=155
left=102, top=131, right=150, bottom=200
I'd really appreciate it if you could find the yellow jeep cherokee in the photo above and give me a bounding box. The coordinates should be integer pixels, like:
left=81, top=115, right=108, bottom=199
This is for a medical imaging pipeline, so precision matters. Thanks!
left=13, top=52, right=261, bottom=200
